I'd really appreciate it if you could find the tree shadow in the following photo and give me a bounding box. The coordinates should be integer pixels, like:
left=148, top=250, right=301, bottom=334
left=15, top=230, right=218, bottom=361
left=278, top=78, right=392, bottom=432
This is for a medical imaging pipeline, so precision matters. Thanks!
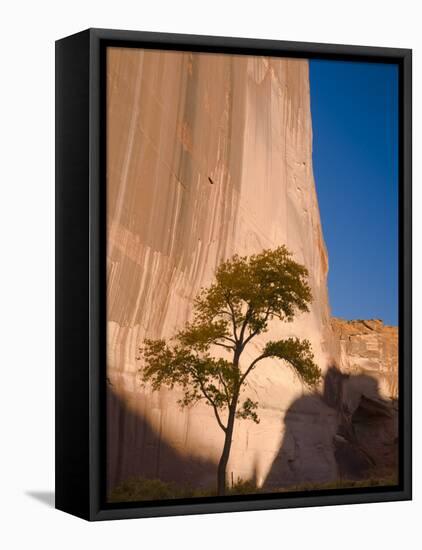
left=107, top=386, right=216, bottom=496
left=264, top=366, right=398, bottom=490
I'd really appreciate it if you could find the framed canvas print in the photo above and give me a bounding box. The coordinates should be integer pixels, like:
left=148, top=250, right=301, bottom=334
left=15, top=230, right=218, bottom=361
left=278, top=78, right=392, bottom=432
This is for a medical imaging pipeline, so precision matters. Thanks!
left=55, top=28, right=412, bottom=521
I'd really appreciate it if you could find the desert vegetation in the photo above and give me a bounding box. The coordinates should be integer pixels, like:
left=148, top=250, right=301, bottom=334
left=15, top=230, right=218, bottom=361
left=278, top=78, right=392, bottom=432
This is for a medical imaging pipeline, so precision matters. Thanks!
left=109, top=475, right=397, bottom=503
left=138, top=246, right=321, bottom=496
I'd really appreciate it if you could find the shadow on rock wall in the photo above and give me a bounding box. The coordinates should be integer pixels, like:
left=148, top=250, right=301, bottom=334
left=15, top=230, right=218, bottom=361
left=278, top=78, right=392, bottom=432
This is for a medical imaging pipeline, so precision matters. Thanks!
left=264, top=366, right=398, bottom=489
left=107, top=367, right=398, bottom=496
left=107, top=386, right=216, bottom=494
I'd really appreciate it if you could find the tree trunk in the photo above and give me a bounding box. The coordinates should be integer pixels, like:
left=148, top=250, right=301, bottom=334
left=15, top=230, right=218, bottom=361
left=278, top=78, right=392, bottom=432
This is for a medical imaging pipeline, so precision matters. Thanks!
left=217, top=395, right=238, bottom=496
left=217, top=347, right=242, bottom=496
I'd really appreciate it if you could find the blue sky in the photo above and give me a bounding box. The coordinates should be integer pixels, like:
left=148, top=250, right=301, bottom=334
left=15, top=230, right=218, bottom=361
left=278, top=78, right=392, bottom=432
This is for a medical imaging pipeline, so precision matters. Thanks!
left=309, top=60, right=398, bottom=326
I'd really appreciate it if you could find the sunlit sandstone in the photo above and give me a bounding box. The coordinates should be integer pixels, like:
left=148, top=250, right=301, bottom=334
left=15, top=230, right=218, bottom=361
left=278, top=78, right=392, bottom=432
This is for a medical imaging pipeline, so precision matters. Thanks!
left=106, top=48, right=398, bottom=492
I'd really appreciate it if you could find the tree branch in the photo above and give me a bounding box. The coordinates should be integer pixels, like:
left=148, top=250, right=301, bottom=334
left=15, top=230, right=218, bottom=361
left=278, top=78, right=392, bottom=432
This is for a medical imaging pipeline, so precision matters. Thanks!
left=215, top=309, right=233, bottom=318
left=225, top=298, right=239, bottom=343
left=221, top=291, right=238, bottom=340
left=195, top=375, right=227, bottom=433
left=210, top=403, right=227, bottom=433
left=222, top=335, right=237, bottom=345
left=213, top=341, right=236, bottom=351
left=242, top=307, right=272, bottom=349
left=238, top=305, right=253, bottom=346
left=217, top=372, right=231, bottom=406
left=239, top=353, right=267, bottom=385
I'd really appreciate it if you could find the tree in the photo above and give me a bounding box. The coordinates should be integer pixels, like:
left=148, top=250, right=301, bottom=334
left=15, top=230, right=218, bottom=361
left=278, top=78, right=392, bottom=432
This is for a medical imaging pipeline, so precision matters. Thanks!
left=138, top=246, right=321, bottom=495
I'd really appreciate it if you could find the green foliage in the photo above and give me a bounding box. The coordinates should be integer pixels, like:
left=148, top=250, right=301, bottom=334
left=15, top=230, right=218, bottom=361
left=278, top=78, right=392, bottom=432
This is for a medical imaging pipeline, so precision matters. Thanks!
left=108, top=477, right=195, bottom=502
left=138, top=246, right=321, bottom=493
left=257, top=338, right=321, bottom=387
left=108, top=477, right=259, bottom=502
left=109, top=474, right=397, bottom=503
left=140, top=340, right=235, bottom=431
left=196, top=246, right=312, bottom=326
left=236, top=397, right=260, bottom=423
left=186, top=246, right=313, bottom=350
left=139, top=247, right=320, bottom=427
left=276, top=475, right=398, bottom=492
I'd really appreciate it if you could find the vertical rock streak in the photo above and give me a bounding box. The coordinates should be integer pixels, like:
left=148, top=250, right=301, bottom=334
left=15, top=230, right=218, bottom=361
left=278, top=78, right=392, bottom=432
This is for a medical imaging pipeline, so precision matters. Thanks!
left=106, top=48, right=397, bottom=491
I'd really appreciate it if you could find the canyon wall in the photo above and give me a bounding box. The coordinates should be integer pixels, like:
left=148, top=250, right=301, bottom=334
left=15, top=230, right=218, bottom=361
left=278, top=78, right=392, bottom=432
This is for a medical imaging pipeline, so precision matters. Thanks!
left=106, top=47, right=398, bottom=493
left=331, top=318, right=398, bottom=399
left=266, top=318, right=398, bottom=488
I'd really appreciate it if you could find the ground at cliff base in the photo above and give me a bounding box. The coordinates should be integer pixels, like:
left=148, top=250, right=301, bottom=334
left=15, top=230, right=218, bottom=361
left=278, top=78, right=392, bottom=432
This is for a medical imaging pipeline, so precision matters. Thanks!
left=108, top=473, right=398, bottom=503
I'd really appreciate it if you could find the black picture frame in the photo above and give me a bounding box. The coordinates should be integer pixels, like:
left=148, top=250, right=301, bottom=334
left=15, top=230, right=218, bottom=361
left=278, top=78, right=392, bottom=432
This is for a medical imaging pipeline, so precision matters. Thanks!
left=55, top=28, right=412, bottom=521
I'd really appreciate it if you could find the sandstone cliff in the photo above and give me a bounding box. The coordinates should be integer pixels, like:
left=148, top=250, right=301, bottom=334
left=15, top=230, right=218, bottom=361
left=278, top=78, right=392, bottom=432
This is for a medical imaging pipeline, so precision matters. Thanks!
left=106, top=47, right=398, bottom=493
left=265, top=319, right=398, bottom=488
left=331, top=318, right=398, bottom=399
